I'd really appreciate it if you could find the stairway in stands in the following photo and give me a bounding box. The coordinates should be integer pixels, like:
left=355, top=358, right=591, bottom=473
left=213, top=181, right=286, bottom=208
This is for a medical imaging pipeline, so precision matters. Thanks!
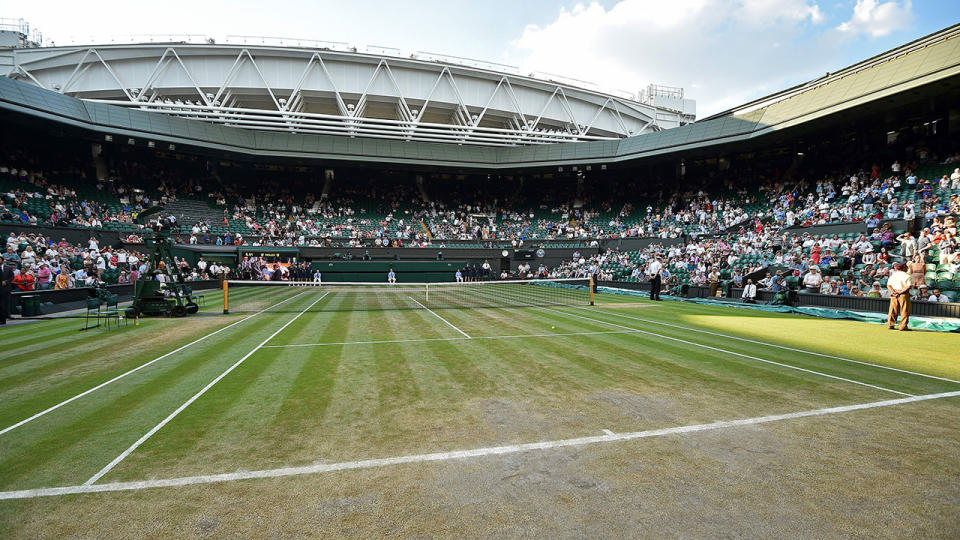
left=164, top=199, right=223, bottom=230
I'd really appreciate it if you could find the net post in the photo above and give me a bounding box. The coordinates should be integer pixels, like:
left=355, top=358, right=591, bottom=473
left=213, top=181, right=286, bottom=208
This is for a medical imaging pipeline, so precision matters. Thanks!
left=589, top=277, right=595, bottom=306
left=425, top=283, right=429, bottom=303
left=222, top=280, right=229, bottom=314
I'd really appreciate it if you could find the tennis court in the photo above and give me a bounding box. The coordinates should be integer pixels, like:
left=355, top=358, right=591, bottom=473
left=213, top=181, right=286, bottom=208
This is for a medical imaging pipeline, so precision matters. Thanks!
left=0, top=281, right=958, bottom=536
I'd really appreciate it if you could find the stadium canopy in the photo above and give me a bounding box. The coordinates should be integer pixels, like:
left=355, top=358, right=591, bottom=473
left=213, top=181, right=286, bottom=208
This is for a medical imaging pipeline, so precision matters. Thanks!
left=1, top=23, right=958, bottom=169
left=1, top=37, right=694, bottom=146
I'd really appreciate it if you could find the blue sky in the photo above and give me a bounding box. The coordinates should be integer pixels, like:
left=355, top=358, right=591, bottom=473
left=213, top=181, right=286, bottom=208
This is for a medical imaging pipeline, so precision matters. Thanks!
left=11, top=0, right=960, bottom=116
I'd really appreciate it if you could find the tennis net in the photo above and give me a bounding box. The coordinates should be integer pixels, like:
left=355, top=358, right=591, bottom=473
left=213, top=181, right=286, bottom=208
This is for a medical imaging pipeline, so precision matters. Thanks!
left=222, top=278, right=594, bottom=313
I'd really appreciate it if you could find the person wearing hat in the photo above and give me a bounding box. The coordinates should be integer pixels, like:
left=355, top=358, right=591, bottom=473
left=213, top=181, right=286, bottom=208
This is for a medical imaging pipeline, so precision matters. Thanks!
left=802, top=266, right=822, bottom=293
left=887, top=262, right=912, bottom=331
left=35, top=261, right=52, bottom=290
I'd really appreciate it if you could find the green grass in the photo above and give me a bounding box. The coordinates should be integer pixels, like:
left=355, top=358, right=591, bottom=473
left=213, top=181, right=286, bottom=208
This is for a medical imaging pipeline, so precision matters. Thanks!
left=0, top=288, right=958, bottom=536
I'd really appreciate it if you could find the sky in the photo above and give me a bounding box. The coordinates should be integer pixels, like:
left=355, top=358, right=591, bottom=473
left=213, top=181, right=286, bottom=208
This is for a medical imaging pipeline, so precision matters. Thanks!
left=8, top=0, right=960, bottom=117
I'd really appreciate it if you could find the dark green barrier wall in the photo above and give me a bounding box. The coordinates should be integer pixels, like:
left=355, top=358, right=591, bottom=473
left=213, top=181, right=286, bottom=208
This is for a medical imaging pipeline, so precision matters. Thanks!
left=309, top=260, right=470, bottom=282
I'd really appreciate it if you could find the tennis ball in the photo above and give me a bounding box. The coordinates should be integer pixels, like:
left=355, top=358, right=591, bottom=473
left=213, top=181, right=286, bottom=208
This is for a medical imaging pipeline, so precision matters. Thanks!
left=552, top=326, right=556, bottom=329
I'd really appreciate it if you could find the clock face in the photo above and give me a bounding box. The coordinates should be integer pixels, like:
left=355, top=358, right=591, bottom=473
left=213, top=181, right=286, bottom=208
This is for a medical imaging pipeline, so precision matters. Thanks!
left=501, top=249, right=510, bottom=257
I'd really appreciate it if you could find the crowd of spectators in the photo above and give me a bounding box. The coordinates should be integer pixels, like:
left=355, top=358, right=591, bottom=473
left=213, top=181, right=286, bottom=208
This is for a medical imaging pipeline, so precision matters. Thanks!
left=1, top=231, right=222, bottom=292
left=4, top=131, right=960, bottom=303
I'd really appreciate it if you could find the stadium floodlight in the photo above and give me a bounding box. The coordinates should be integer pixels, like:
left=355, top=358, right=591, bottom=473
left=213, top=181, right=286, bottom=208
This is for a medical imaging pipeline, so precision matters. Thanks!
left=168, top=144, right=176, bottom=150
left=104, top=134, right=112, bottom=142
left=147, top=141, right=155, bottom=148
left=127, top=138, right=135, bottom=145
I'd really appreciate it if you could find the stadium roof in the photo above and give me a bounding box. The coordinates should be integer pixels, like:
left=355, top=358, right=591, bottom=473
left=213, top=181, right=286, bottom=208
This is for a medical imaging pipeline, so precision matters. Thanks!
left=2, top=23, right=959, bottom=169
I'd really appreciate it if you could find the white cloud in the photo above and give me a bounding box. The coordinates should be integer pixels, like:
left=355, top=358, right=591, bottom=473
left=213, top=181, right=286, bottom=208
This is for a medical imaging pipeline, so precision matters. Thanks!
left=837, top=0, right=913, bottom=38
left=506, top=0, right=839, bottom=117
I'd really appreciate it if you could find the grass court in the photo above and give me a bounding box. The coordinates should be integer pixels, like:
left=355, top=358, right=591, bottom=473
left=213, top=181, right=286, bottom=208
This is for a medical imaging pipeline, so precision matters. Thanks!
left=0, top=283, right=958, bottom=536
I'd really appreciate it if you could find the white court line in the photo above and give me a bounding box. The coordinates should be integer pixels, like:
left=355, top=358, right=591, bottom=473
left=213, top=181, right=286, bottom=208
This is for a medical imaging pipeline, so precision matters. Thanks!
left=540, top=307, right=915, bottom=397
left=262, top=329, right=645, bottom=348
left=0, top=290, right=308, bottom=438
left=2, top=389, right=957, bottom=501
left=408, top=296, right=471, bottom=338
left=83, top=292, right=329, bottom=486
left=579, top=304, right=960, bottom=385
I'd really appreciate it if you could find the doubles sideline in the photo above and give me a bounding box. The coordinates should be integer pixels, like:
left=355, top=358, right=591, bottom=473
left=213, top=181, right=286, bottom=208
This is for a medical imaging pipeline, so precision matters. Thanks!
left=538, top=306, right=915, bottom=397
left=0, top=290, right=309, bottom=438
left=84, top=292, right=330, bottom=486
left=578, top=304, right=960, bottom=385
left=1, top=389, right=956, bottom=500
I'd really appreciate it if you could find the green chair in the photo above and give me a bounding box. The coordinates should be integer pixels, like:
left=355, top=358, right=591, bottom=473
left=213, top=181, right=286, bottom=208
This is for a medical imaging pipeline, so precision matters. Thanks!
left=100, top=293, right=124, bottom=329
left=83, top=298, right=102, bottom=331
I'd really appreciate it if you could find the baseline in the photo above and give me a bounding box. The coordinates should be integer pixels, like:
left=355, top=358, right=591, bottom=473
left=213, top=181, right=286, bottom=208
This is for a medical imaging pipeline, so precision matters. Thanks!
left=0, top=389, right=955, bottom=500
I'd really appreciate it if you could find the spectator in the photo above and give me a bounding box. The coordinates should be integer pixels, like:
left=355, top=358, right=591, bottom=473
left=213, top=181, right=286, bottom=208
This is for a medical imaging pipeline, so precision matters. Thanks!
left=741, top=279, right=757, bottom=303
left=13, top=268, right=35, bottom=291
left=886, top=262, right=912, bottom=331
left=35, top=262, right=52, bottom=290
left=928, top=288, right=950, bottom=302
left=897, top=232, right=916, bottom=259
left=803, top=267, right=822, bottom=293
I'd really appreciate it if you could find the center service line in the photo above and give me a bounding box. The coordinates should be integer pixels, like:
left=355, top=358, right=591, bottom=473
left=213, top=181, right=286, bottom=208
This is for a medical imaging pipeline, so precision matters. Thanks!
left=407, top=296, right=471, bottom=338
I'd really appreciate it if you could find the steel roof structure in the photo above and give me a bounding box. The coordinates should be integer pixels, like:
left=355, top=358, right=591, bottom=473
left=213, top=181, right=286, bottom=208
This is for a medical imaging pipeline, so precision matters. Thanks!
left=1, top=39, right=694, bottom=147
left=1, top=24, right=957, bottom=169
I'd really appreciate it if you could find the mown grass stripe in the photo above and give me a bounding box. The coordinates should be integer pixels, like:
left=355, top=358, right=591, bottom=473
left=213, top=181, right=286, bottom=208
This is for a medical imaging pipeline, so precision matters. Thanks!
left=84, top=292, right=329, bottom=486
left=579, top=305, right=960, bottom=386
left=540, top=306, right=913, bottom=397
left=0, top=291, right=309, bottom=439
